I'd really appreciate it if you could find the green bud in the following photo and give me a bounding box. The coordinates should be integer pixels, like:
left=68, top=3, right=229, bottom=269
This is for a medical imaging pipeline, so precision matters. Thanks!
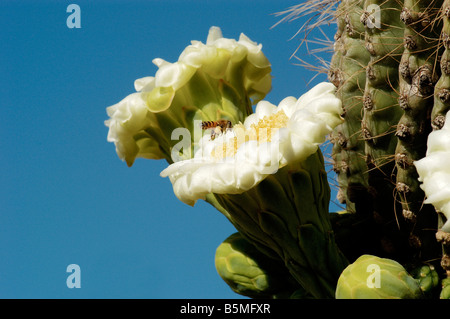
left=336, top=255, right=423, bottom=299
left=215, top=232, right=298, bottom=298
left=440, top=277, right=450, bottom=299
left=410, top=265, right=440, bottom=297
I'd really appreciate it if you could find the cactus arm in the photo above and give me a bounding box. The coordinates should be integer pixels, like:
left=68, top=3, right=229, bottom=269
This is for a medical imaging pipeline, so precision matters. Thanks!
left=358, top=0, right=411, bottom=258
left=393, top=0, right=443, bottom=263
left=330, top=0, right=372, bottom=213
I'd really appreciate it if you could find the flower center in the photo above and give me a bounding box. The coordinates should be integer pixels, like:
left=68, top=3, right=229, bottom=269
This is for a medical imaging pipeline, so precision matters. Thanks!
left=211, top=110, right=289, bottom=160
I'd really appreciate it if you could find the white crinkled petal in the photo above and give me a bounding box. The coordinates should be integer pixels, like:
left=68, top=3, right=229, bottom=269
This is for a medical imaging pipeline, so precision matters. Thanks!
left=105, top=92, right=157, bottom=164
left=275, top=127, right=296, bottom=165
left=426, top=129, right=450, bottom=154
left=254, top=100, right=277, bottom=119
left=422, top=172, right=450, bottom=204
left=216, top=38, right=246, bottom=62
left=243, top=113, right=259, bottom=128
left=134, top=76, right=155, bottom=92
left=305, top=95, right=343, bottom=128
left=105, top=93, right=148, bottom=138
left=206, top=26, right=223, bottom=44
left=238, top=33, right=258, bottom=49
left=179, top=43, right=212, bottom=68
left=161, top=157, right=267, bottom=206
left=278, top=96, right=298, bottom=118
left=289, top=109, right=331, bottom=145
left=152, top=58, right=168, bottom=68
left=415, top=152, right=450, bottom=181
left=154, top=61, right=196, bottom=90
left=415, top=110, right=450, bottom=231
left=238, top=33, right=269, bottom=68
left=296, top=82, right=337, bottom=108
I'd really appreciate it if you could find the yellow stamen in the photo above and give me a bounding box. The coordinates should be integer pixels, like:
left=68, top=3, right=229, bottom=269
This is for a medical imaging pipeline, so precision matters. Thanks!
left=211, top=110, right=289, bottom=159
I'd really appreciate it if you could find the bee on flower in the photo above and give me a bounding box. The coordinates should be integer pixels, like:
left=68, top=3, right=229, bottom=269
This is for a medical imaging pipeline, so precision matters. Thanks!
left=201, top=120, right=233, bottom=140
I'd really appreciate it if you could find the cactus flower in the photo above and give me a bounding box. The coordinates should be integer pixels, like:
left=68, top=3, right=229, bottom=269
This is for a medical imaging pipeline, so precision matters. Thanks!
left=160, top=81, right=347, bottom=299
left=414, top=110, right=450, bottom=232
left=105, top=26, right=272, bottom=166
left=160, top=82, right=343, bottom=206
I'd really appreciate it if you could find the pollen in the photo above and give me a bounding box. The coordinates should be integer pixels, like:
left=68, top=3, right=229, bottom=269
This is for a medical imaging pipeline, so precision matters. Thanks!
left=211, top=110, right=289, bottom=159
left=250, top=110, right=289, bottom=142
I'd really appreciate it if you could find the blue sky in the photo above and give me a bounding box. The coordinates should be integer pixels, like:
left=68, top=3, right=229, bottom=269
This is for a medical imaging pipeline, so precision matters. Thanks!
left=1, top=0, right=340, bottom=298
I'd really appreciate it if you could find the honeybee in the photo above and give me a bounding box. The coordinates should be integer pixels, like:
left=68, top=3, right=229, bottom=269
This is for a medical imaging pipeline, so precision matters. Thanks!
left=201, top=120, right=233, bottom=140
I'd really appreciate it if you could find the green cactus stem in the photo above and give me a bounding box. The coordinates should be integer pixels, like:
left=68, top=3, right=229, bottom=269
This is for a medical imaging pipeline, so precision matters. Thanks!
left=329, top=0, right=372, bottom=214
left=359, top=0, right=410, bottom=258
left=394, top=0, right=442, bottom=263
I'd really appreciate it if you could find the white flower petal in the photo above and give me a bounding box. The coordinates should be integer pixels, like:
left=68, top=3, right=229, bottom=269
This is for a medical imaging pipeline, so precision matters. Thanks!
left=426, top=128, right=450, bottom=154
left=296, top=82, right=337, bottom=107
left=278, top=96, right=298, bottom=118
left=160, top=82, right=342, bottom=206
left=289, top=109, right=331, bottom=145
left=243, top=113, right=259, bottom=128
left=415, top=110, right=450, bottom=230
left=134, top=76, right=155, bottom=92
left=206, top=26, right=223, bottom=44
left=154, top=61, right=196, bottom=90
left=415, top=152, right=450, bottom=181
left=152, top=58, right=168, bottom=68
left=105, top=92, right=164, bottom=165
left=254, top=100, right=277, bottom=119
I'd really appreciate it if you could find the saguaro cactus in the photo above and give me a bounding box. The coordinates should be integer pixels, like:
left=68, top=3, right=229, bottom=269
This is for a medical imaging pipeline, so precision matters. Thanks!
left=106, top=1, right=450, bottom=299
left=320, top=0, right=449, bottom=298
